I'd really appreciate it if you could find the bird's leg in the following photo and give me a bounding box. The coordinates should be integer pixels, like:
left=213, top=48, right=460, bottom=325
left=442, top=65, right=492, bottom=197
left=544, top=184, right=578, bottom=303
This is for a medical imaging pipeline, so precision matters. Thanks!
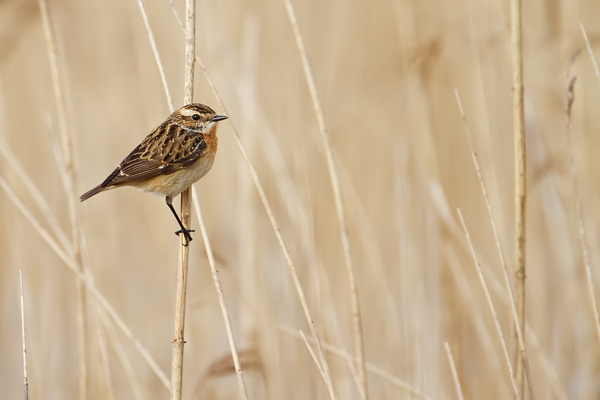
left=166, top=196, right=195, bottom=246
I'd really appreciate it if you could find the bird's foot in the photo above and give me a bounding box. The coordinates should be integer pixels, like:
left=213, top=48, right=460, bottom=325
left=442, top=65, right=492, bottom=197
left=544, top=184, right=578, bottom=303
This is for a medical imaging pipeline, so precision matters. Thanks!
left=174, top=229, right=195, bottom=246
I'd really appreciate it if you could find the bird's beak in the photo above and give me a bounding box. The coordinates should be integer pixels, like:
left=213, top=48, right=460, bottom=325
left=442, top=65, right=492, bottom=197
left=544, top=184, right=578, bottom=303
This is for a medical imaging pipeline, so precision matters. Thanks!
left=211, top=115, right=228, bottom=122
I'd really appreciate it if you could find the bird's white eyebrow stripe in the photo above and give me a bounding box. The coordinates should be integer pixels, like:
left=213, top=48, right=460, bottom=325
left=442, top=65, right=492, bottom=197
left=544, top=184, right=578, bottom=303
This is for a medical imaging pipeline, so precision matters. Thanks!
left=180, top=108, right=198, bottom=117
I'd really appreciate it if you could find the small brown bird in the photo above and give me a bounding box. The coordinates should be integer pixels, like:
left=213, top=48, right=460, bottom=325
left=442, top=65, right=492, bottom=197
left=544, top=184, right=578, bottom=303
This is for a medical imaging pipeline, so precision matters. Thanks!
left=80, top=103, right=227, bottom=246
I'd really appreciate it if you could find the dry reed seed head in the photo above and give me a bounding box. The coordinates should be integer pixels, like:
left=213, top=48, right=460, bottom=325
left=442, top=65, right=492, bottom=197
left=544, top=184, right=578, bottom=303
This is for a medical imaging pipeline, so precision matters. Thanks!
left=171, top=103, right=227, bottom=132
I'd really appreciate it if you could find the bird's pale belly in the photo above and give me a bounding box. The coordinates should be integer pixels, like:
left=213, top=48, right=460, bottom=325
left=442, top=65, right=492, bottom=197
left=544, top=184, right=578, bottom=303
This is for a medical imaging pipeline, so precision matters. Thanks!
left=132, top=153, right=216, bottom=198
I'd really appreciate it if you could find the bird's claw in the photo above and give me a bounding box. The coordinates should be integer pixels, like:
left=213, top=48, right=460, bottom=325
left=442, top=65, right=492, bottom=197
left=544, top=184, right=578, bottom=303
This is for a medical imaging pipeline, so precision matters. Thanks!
left=175, top=229, right=195, bottom=246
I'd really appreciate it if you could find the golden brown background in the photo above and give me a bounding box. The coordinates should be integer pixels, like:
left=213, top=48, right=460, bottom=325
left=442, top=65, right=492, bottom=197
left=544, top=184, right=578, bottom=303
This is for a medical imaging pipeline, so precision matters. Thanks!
left=1, top=0, right=600, bottom=398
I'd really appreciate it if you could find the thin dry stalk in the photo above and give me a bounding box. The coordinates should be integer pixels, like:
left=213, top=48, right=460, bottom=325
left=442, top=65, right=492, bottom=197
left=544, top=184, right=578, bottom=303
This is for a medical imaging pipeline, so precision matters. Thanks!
left=3, top=126, right=135, bottom=399
left=168, top=0, right=185, bottom=28
left=0, top=178, right=171, bottom=391
left=170, top=0, right=195, bottom=397
left=444, top=342, right=464, bottom=400
left=37, top=4, right=121, bottom=399
left=436, top=184, right=563, bottom=399
left=55, top=119, right=116, bottom=399
left=565, top=73, right=600, bottom=347
left=166, top=5, right=337, bottom=397
left=0, top=135, right=71, bottom=252
left=135, top=3, right=246, bottom=396
left=182, top=1, right=195, bottom=106
left=510, top=0, right=527, bottom=395
left=457, top=209, right=521, bottom=400
left=525, top=328, right=568, bottom=400
left=36, top=0, right=72, bottom=170
left=454, top=91, right=535, bottom=399
left=299, top=330, right=327, bottom=384
left=135, top=0, right=175, bottom=112
left=20, top=270, right=29, bottom=400
left=272, top=323, right=435, bottom=400
left=444, top=245, right=510, bottom=397
left=444, top=203, right=563, bottom=399
left=37, top=0, right=88, bottom=397
left=340, top=348, right=367, bottom=400
left=96, top=314, right=117, bottom=400
left=170, top=190, right=192, bottom=399
left=581, top=24, right=600, bottom=83
left=191, top=186, right=249, bottom=399
left=76, top=233, right=118, bottom=400
left=283, top=0, right=367, bottom=397
left=222, top=113, right=338, bottom=399
left=430, top=183, right=506, bottom=299
left=49, top=80, right=119, bottom=400
left=102, top=313, right=145, bottom=400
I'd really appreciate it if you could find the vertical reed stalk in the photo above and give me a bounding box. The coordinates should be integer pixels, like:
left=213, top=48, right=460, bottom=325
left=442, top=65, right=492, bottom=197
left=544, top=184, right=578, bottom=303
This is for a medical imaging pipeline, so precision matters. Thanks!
left=166, top=6, right=337, bottom=397
left=20, top=270, right=29, bottom=400
left=444, top=342, right=464, bottom=400
left=578, top=23, right=600, bottom=349
left=1, top=176, right=172, bottom=394
left=455, top=91, right=535, bottom=400
left=457, top=210, right=521, bottom=400
left=283, top=0, right=366, bottom=396
left=510, top=0, right=526, bottom=396
left=170, top=0, right=195, bottom=398
left=37, top=1, right=88, bottom=398
left=135, top=0, right=175, bottom=112
left=137, top=0, right=246, bottom=396
left=192, top=187, right=249, bottom=399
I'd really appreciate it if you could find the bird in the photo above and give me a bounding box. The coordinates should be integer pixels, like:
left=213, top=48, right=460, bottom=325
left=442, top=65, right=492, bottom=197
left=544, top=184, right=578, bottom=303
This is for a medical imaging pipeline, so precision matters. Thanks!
left=80, top=103, right=227, bottom=246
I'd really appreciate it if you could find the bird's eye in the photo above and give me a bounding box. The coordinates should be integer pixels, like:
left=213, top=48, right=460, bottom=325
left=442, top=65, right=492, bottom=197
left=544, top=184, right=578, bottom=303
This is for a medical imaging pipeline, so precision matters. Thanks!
left=192, top=114, right=200, bottom=121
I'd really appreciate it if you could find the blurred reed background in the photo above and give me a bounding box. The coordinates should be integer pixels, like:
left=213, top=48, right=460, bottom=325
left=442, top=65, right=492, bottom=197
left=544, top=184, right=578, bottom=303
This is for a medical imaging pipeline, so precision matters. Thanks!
left=1, top=0, right=600, bottom=398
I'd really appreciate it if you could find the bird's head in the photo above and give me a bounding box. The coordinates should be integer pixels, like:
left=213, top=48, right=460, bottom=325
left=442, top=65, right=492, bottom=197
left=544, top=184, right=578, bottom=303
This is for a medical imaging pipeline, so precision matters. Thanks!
left=172, top=103, right=227, bottom=133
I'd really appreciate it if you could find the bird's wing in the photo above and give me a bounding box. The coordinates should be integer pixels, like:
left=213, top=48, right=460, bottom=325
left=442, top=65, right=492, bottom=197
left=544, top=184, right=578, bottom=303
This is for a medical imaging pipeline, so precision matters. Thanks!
left=156, top=126, right=208, bottom=174
left=99, top=123, right=207, bottom=187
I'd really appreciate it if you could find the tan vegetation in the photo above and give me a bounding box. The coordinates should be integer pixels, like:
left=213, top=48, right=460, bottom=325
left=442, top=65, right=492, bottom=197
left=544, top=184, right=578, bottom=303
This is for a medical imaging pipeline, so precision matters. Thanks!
left=1, top=0, right=600, bottom=398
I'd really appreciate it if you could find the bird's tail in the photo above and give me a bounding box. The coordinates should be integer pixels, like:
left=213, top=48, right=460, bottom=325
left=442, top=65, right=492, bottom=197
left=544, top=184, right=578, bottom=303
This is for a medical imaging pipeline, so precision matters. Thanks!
left=80, top=185, right=112, bottom=201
